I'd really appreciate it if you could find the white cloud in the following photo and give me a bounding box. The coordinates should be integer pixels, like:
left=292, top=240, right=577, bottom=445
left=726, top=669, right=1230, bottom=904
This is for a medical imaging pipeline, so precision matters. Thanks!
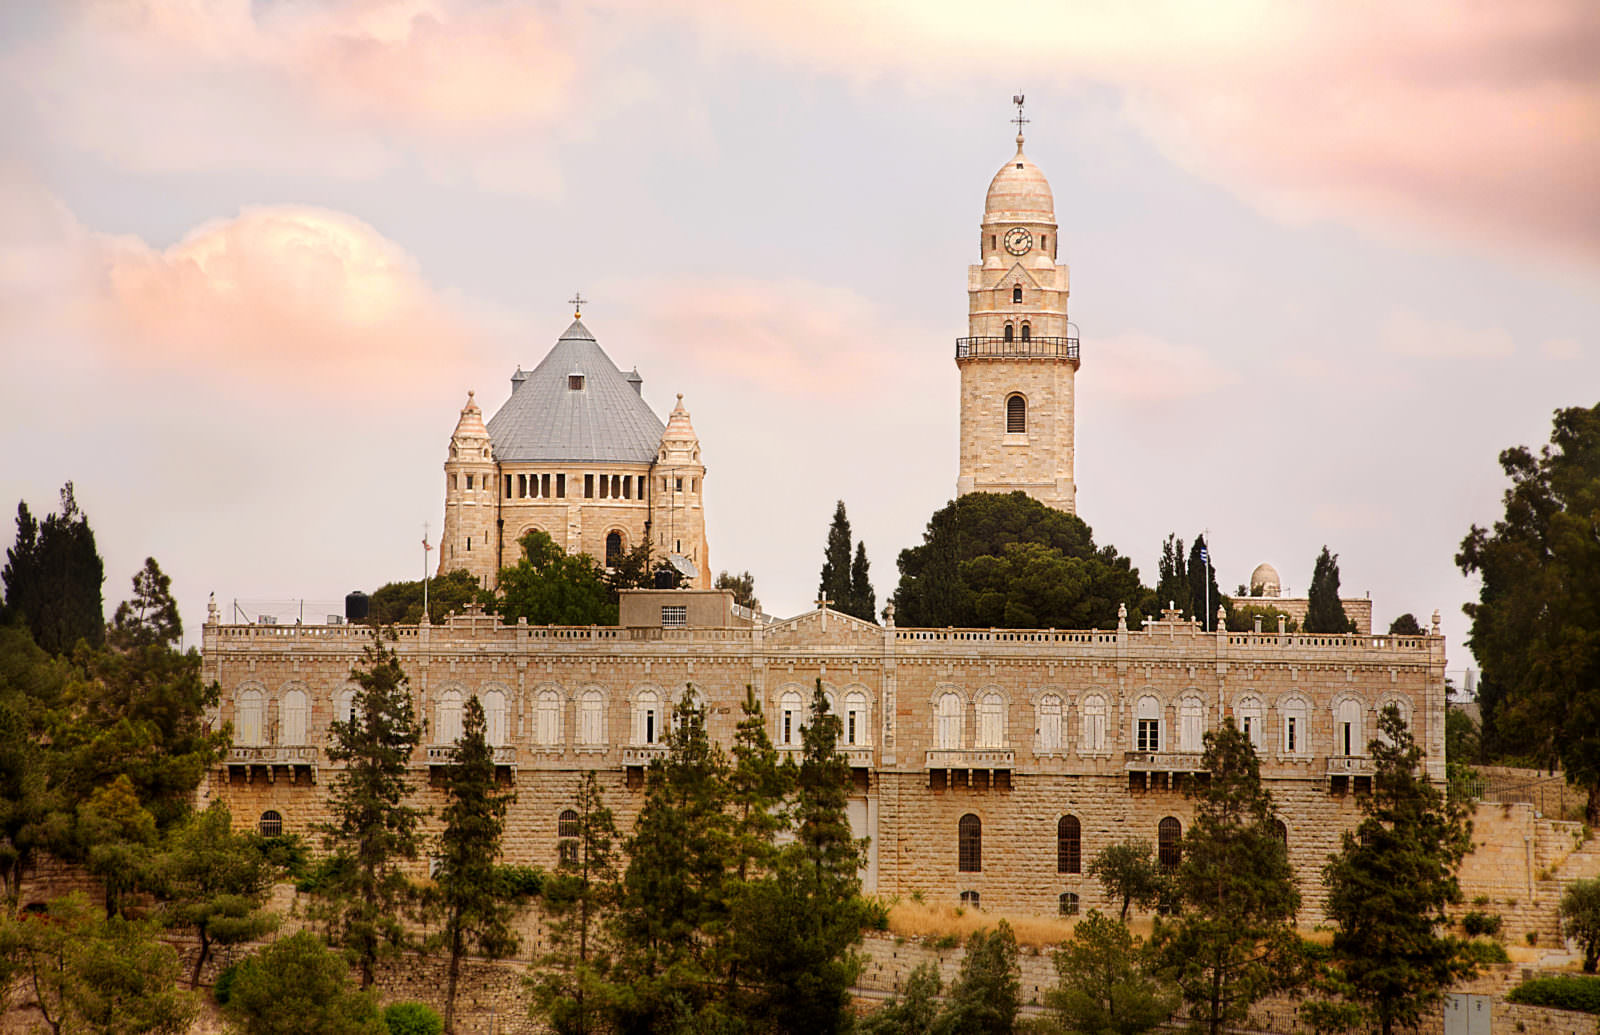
left=1379, top=309, right=1515, bottom=360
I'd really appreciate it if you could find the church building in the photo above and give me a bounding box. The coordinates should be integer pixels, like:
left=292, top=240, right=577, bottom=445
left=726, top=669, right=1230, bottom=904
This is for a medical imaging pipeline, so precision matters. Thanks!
left=438, top=308, right=710, bottom=589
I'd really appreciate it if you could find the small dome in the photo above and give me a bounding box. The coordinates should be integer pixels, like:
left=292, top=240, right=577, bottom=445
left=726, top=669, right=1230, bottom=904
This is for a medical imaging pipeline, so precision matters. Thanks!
left=984, top=135, right=1055, bottom=224
left=1249, top=563, right=1282, bottom=597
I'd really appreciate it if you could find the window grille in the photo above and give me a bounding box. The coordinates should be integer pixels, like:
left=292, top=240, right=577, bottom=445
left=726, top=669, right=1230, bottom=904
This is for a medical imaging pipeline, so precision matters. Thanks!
left=558, top=809, right=580, bottom=838
left=1058, top=815, right=1081, bottom=874
left=1058, top=892, right=1079, bottom=916
left=661, top=606, right=687, bottom=628
left=1158, top=817, right=1182, bottom=868
left=958, top=814, right=982, bottom=872
left=960, top=890, right=981, bottom=909
left=258, top=811, right=283, bottom=837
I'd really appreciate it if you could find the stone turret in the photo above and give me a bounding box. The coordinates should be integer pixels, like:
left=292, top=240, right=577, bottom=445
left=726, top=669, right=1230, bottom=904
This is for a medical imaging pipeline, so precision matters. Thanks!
left=439, top=391, right=499, bottom=587
left=650, top=394, right=710, bottom=587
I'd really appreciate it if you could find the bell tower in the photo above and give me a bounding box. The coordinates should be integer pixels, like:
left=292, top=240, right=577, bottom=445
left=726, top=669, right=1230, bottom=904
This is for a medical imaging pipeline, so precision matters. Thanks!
left=956, top=97, right=1080, bottom=513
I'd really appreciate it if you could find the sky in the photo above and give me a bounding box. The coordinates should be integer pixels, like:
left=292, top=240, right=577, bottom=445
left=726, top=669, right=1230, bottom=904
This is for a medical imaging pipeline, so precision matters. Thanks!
left=2, top=1, right=1596, bottom=678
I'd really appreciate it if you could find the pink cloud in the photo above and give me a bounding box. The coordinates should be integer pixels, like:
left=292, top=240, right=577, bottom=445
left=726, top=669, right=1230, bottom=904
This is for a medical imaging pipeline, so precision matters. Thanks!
left=0, top=170, right=478, bottom=392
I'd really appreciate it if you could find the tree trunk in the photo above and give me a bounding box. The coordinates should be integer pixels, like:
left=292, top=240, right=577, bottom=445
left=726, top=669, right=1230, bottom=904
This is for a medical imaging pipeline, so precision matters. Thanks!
left=191, top=928, right=211, bottom=989
left=1586, top=782, right=1599, bottom=828
left=444, top=927, right=462, bottom=1035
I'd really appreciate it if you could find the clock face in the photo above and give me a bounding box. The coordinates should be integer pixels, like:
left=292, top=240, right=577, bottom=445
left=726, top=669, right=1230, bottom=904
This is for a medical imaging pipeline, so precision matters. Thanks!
left=1003, top=227, right=1032, bottom=255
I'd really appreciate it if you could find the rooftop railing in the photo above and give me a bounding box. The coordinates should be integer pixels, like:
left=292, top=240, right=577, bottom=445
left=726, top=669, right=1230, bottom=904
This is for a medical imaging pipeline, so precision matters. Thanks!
left=955, top=336, right=1079, bottom=360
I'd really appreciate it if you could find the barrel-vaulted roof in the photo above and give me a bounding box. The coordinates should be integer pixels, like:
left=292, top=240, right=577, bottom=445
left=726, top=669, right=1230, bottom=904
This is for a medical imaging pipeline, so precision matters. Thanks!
left=486, top=319, right=666, bottom=463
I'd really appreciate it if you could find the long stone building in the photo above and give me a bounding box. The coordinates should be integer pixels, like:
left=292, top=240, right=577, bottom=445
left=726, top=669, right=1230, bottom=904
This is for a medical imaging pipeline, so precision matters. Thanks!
left=204, top=105, right=1447, bottom=920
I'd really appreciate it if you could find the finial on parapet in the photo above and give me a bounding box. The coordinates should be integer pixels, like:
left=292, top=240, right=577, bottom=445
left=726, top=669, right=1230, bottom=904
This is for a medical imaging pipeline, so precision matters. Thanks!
left=1431, top=610, right=1441, bottom=635
left=569, top=291, right=586, bottom=319
left=884, top=601, right=896, bottom=628
left=1117, top=602, right=1127, bottom=632
left=207, top=592, right=218, bottom=626
left=1217, top=605, right=1227, bottom=632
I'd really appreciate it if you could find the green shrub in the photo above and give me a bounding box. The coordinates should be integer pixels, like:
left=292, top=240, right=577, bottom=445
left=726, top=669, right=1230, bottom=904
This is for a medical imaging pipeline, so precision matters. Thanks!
left=492, top=865, right=544, bottom=899
left=930, top=933, right=961, bottom=951
left=1461, top=939, right=1510, bottom=965
left=382, top=1002, right=444, bottom=1035
left=1505, top=975, right=1600, bottom=1014
left=1462, top=911, right=1503, bottom=937
left=214, top=962, right=240, bottom=1005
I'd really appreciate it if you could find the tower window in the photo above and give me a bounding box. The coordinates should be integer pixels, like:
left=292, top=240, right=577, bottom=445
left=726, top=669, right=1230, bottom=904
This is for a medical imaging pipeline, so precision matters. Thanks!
left=585, top=474, right=594, bottom=498
left=990, top=234, right=996, bottom=250
left=506, top=475, right=513, bottom=498
left=542, top=473, right=551, bottom=498
left=1013, top=285, right=1022, bottom=303
left=1006, top=394, right=1026, bottom=434
left=466, top=474, right=474, bottom=490
left=606, top=531, right=623, bottom=567
left=1058, top=815, right=1081, bottom=874
left=568, top=374, right=585, bottom=390
left=556, top=474, right=566, bottom=498
left=1042, top=235, right=1048, bottom=251
left=1004, top=324, right=1014, bottom=343
left=1021, top=323, right=1031, bottom=342
left=258, top=811, right=283, bottom=838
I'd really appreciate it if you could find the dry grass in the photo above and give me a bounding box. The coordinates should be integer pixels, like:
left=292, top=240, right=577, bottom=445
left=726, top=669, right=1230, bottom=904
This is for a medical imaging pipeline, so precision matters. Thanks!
left=881, top=898, right=1332, bottom=950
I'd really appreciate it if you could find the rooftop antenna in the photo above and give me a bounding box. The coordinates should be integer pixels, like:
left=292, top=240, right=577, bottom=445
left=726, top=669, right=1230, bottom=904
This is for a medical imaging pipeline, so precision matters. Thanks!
left=1011, top=93, right=1028, bottom=142
left=569, top=292, right=586, bottom=319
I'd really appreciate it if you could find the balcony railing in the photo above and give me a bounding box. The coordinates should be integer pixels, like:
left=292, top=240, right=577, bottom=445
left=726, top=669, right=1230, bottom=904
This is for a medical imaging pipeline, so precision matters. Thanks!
left=1326, top=755, right=1374, bottom=776
left=424, top=745, right=517, bottom=767
left=622, top=744, right=669, bottom=767
left=955, top=336, right=1079, bottom=361
left=926, top=748, right=1015, bottom=770
left=228, top=745, right=318, bottom=766
left=1124, top=751, right=1207, bottom=772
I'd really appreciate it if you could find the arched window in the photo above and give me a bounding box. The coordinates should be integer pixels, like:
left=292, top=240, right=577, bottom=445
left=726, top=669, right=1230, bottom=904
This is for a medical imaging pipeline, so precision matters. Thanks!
left=958, top=814, right=982, bottom=872
left=558, top=808, right=580, bottom=865
left=1158, top=817, right=1182, bottom=868
left=635, top=690, right=660, bottom=745
left=1281, top=697, right=1308, bottom=754
left=482, top=690, right=507, bottom=747
left=1236, top=696, right=1264, bottom=750
left=1082, top=694, right=1107, bottom=751
left=1020, top=323, right=1031, bottom=342
left=437, top=690, right=464, bottom=745
left=236, top=690, right=264, bottom=746
left=1006, top=394, right=1026, bottom=434
left=1337, top=698, right=1362, bottom=756
left=1059, top=892, right=1080, bottom=916
left=1179, top=697, right=1204, bottom=751
left=1136, top=696, right=1162, bottom=752
left=606, top=531, right=623, bottom=568
left=280, top=689, right=307, bottom=746
left=578, top=690, right=605, bottom=745
left=1274, top=819, right=1289, bottom=849
left=1036, top=694, right=1062, bottom=751
left=558, top=809, right=579, bottom=838
left=258, top=811, right=283, bottom=838
left=976, top=692, right=1005, bottom=748
left=1003, top=323, right=1014, bottom=343
left=844, top=692, right=869, bottom=746
left=936, top=692, right=963, bottom=749
left=536, top=690, right=562, bottom=746
left=960, top=890, right=981, bottom=909
left=780, top=690, right=803, bottom=747
left=334, top=687, right=358, bottom=727
left=1012, top=284, right=1023, bottom=303
left=1058, top=815, right=1081, bottom=874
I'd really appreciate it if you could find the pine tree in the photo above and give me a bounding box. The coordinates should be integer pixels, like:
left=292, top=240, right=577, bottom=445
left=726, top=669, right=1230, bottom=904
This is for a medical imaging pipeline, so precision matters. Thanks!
left=1314, top=706, right=1473, bottom=1035
left=932, top=920, right=1021, bottom=1035
left=531, top=771, right=622, bottom=1035
left=107, top=557, right=182, bottom=651
left=315, top=632, right=426, bottom=989
left=2, top=483, right=105, bottom=655
left=151, top=802, right=277, bottom=988
left=431, top=695, right=518, bottom=1034
left=1045, top=909, right=1176, bottom=1035
left=850, top=541, right=877, bottom=624
left=819, top=501, right=854, bottom=614
left=1153, top=719, right=1302, bottom=1035
left=713, top=570, right=760, bottom=613
left=611, top=688, right=732, bottom=1031
left=1155, top=534, right=1189, bottom=615
left=1305, top=546, right=1354, bottom=633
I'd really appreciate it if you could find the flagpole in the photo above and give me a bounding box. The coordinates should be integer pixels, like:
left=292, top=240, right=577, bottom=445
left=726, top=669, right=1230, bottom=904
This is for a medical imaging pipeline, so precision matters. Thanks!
left=423, top=522, right=431, bottom=620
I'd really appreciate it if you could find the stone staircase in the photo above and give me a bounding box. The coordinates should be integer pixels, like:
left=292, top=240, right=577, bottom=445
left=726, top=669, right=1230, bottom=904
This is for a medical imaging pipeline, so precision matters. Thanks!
left=1456, top=800, right=1600, bottom=950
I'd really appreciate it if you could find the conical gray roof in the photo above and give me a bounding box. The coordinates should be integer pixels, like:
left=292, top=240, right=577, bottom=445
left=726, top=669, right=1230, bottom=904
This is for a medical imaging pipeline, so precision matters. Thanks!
left=486, top=320, right=666, bottom=463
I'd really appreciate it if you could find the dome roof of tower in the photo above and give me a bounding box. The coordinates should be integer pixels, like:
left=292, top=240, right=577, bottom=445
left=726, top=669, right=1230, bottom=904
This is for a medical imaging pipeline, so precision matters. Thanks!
left=984, top=136, right=1055, bottom=223
left=1250, top=563, right=1282, bottom=597
left=486, top=319, right=666, bottom=463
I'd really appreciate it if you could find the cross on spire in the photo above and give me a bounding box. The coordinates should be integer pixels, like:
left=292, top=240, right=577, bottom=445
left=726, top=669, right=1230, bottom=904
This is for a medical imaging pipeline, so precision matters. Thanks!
left=815, top=592, right=833, bottom=611
left=1011, top=92, right=1028, bottom=138
left=569, top=292, right=586, bottom=319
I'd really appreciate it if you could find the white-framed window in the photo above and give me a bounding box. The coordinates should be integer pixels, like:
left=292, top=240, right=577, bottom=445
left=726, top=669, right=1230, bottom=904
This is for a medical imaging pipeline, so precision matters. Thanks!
left=436, top=690, right=464, bottom=745
left=334, top=687, right=357, bottom=727
left=536, top=689, right=562, bottom=746
left=236, top=689, right=265, bottom=746
left=976, top=692, right=1005, bottom=748
left=578, top=690, right=605, bottom=745
left=1179, top=697, right=1204, bottom=752
left=1236, top=696, right=1264, bottom=751
left=661, top=605, right=687, bottom=628
left=936, top=692, right=963, bottom=749
left=779, top=690, right=802, bottom=746
left=1281, top=697, right=1308, bottom=755
left=844, top=691, right=869, bottom=746
left=635, top=690, right=661, bottom=745
left=1081, top=694, right=1106, bottom=751
left=1136, top=695, right=1162, bottom=752
left=1036, top=694, right=1062, bottom=751
left=1337, top=698, right=1362, bottom=756
left=482, top=690, right=508, bottom=747
left=280, top=689, right=308, bottom=746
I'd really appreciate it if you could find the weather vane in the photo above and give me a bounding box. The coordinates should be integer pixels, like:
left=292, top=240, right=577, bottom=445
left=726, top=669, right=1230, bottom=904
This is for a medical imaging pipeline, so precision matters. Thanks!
left=1011, top=93, right=1028, bottom=136
left=569, top=291, right=586, bottom=319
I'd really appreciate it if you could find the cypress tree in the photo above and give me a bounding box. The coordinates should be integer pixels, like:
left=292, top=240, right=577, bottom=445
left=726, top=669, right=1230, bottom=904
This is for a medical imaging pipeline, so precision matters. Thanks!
left=432, top=695, right=518, bottom=1034
left=2, top=483, right=105, bottom=654
left=315, top=632, right=426, bottom=989
left=849, top=541, right=877, bottom=624
left=1185, top=535, right=1226, bottom=630
left=819, top=501, right=854, bottom=614
left=1153, top=719, right=1302, bottom=1035
left=1155, top=534, right=1189, bottom=615
left=1305, top=546, right=1354, bottom=633
left=1313, top=706, right=1473, bottom=1035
